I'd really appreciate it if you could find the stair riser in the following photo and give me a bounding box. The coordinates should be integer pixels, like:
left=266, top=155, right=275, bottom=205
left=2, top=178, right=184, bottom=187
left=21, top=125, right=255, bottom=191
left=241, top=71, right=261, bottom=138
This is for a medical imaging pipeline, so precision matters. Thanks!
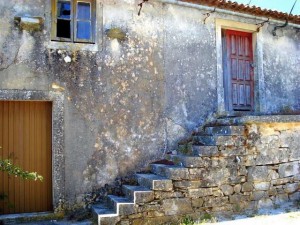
left=150, top=164, right=189, bottom=180
left=136, top=174, right=173, bottom=191
left=192, top=146, right=219, bottom=156
left=194, top=136, right=246, bottom=146
left=106, top=197, right=135, bottom=216
left=106, top=197, right=117, bottom=211
left=122, top=186, right=154, bottom=203
left=98, top=216, right=120, bottom=225
left=118, top=204, right=135, bottom=216
left=168, top=155, right=211, bottom=168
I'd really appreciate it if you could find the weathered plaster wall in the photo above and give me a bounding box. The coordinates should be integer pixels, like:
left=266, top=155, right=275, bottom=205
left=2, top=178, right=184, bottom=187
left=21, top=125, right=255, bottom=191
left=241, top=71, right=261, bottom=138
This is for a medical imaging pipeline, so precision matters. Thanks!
left=0, top=0, right=299, bottom=208
left=262, top=25, right=300, bottom=113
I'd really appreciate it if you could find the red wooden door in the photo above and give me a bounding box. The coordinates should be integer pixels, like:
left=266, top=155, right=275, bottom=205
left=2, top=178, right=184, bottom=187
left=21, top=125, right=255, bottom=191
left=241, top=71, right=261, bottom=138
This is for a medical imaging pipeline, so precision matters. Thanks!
left=224, top=30, right=254, bottom=111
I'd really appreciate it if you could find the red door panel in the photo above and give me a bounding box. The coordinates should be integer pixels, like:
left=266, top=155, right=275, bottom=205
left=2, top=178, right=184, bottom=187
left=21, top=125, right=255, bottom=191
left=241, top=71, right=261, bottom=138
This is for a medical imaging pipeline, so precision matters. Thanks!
left=224, top=30, right=254, bottom=111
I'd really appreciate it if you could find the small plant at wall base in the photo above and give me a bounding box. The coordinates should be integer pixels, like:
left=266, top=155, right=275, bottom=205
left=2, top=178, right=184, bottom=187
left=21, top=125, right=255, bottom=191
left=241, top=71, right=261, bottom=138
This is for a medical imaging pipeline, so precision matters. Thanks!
left=0, top=146, right=43, bottom=212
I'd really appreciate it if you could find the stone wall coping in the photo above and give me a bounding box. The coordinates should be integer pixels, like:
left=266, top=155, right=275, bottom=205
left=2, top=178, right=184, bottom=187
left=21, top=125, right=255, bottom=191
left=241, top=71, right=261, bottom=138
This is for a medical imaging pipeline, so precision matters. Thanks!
left=240, top=115, right=300, bottom=124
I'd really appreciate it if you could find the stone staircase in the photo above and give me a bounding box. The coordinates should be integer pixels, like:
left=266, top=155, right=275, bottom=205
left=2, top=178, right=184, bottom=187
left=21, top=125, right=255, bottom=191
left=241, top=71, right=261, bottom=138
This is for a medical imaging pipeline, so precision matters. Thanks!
left=91, top=123, right=247, bottom=225
left=91, top=120, right=300, bottom=224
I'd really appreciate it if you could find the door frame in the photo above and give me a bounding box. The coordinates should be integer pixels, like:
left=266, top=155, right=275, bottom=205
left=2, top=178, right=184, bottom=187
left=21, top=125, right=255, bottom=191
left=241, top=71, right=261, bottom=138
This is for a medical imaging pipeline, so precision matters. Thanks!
left=0, top=90, right=65, bottom=214
left=215, top=19, right=265, bottom=116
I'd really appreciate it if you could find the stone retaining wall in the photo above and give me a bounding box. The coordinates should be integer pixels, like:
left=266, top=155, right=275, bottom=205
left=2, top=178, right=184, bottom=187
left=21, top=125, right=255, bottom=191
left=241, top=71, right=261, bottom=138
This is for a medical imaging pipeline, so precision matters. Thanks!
left=110, top=122, right=300, bottom=224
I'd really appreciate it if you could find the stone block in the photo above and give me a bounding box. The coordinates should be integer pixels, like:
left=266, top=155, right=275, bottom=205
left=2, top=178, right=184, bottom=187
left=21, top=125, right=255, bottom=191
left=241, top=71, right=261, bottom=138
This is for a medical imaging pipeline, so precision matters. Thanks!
left=254, top=182, right=270, bottom=191
left=161, top=198, right=193, bottom=216
left=238, top=166, right=248, bottom=176
left=289, top=191, right=300, bottom=201
left=229, top=194, right=249, bottom=204
left=234, top=184, right=241, bottom=193
left=242, top=182, right=254, bottom=192
left=173, top=180, right=202, bottom=189
left=251, top=191, right=267, bottom=201
left=132, top=215, right=180, bottom=225
left=211, top=204, right=234, bottom=212
left=271, top=177, right=291, bottom=185
left=171, top=155, right=211, bottom=168
left=293, top=174, right=300, bottom=181
left=191, top=198, right=204, bottom=208
left=120, top=220, right=130, bottom=225
left=144, top=211, right=165, bottom=217
left=213, top=189, right=224, bottom=197
left=219, top=146, right=247, bottom=157
left=203, top=196, right=229, bottom=207
left=278, top=162, right=300, bottom=178
left=243, top=155, right=257, bottom=166
left=151, top=164, right=189, bottom=180
left=192, top=145, right=219, bottom=156
left=255, top=146, right=290, bottom=165
left=284, top=183, right=299, bottom=193
left=268, top=188, right=277, bottom=196
left=154, top=191, right=184, bottom=200
left=257, top=198, right=273, bottom=209
left=189, top=168, right=207, bottom=177
left=205, top=125, right=245, bottom=136
left=268, top=170, right=279, bottom=180
left=248, top=166, right=269, bottom=182
left=188, top=188, right=213, bottom=198
left=274, top=194, right=289, bottom=204
left=220, top=184, right=234, bottom=196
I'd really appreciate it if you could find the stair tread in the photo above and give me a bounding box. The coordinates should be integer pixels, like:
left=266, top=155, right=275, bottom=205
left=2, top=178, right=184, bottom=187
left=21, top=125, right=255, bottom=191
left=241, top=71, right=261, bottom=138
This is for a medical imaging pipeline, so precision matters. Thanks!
left=92, top=203, right=117, bottom=216
left=108, top=195, right=134, bottom=204
left=136, top=173, right=170, bottom=180
left=123, top=185, right=152, bottom=192
left=151, top=164, right=186, bottom=169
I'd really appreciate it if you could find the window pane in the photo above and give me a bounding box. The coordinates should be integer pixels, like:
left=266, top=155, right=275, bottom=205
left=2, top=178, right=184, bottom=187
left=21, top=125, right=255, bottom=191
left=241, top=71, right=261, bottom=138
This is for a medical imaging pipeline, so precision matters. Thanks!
left=77, top=2, right=91, bottom=20
left=57, top=1, right=71, bottom=19
left=57, top=19, right=71, bottom=38
left=77, top=21, right=91, bottom=39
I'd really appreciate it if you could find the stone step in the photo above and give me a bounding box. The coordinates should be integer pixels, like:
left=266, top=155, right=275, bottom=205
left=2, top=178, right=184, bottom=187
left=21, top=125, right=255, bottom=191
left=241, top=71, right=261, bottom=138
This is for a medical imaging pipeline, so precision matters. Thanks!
left=205, top=117, right=242, bottom=126
left=167, top=154, right=211, bottom=168
left=192, top=145, right=219, bottom=156
left=122, top=185, right=154, bottom=203
left=135, top=173, right=173, bottom=191
left=193, top=135, right=246, bottom=146
left=150, top=164, right=189, bottom=180
left=204, top=125, right=245, bottom=136
left=91, top=203, right=119, bottom=225
left=106, top=195, right=135, bottom=216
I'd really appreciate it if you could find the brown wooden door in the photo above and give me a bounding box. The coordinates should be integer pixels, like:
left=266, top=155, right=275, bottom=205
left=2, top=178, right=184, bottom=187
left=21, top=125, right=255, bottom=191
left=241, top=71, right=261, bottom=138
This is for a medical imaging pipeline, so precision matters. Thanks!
left=224, top=30, right=254, bottom=111
left=0, top=101, right=52, bottom=214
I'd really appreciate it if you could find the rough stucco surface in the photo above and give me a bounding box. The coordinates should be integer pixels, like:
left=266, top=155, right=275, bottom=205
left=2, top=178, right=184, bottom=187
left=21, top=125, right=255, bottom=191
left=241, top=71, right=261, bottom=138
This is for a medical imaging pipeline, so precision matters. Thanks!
left=0, top=0, right=299, bottom=207
left=262, top=26, right=300, bottom=113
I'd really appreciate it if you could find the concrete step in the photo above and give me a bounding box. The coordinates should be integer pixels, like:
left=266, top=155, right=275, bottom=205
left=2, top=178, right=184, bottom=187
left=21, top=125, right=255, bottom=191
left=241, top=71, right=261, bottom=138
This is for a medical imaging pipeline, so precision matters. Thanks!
left=135, top=173, right=173, bottom=191
left=204, top=125, right=245, bottom=136
left=91, top=203, right=119, bottom=225
left=106, top=195, right=135, bottom=216
left=193, top=135, right=246, bottom=146
left=150, top=164, right=189, bottom=180
left=167, top=154, right=211, bottom=168
left=122, top=185, right=154, bottom=203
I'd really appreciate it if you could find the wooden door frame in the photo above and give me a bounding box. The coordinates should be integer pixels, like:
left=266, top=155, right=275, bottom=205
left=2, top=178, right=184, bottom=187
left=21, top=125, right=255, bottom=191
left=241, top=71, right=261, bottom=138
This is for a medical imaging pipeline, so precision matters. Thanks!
left=215, top=19, right=265, bottom=116
left=0, top=90, right=65, bottom=214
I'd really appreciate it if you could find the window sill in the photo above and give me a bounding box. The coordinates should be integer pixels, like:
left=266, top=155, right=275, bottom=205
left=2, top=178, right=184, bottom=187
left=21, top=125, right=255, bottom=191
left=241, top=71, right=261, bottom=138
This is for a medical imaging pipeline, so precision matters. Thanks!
left=47, top=40, right=99, bottom=52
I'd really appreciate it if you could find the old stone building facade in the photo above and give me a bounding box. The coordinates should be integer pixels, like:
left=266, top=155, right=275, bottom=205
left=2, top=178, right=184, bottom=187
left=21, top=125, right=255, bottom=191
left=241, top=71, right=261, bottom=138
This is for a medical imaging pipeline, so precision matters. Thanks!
left=0, top=0, right=299, bottom=222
